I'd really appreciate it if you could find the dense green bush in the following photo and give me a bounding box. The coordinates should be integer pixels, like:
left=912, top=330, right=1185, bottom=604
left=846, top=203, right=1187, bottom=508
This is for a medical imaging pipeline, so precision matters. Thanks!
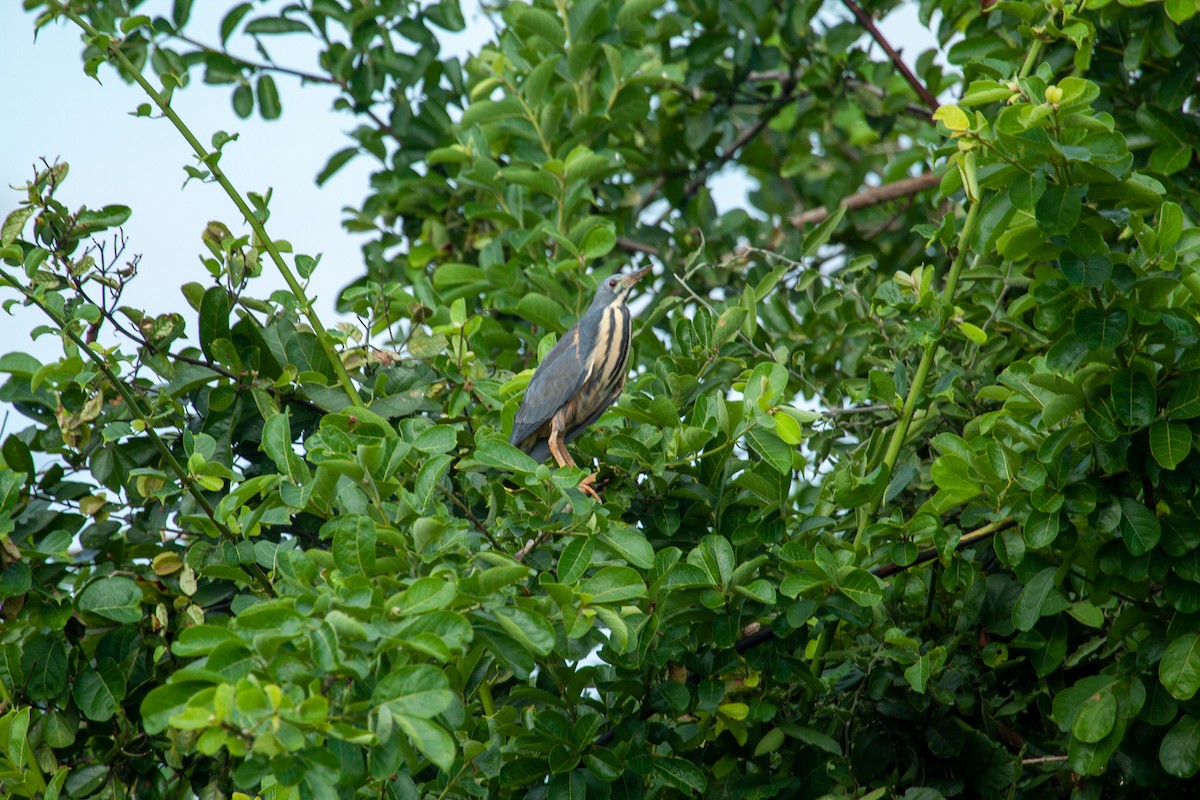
left=5, top=0, right=1200, bottom=797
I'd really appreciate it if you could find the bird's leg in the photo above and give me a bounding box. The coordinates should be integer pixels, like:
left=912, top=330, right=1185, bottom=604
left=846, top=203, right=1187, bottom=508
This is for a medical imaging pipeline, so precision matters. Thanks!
left=578, top=471, right=602, bottom=500
left=548, top=421, right=574, bottom=468
left=549, top=420, right=600, bottom=501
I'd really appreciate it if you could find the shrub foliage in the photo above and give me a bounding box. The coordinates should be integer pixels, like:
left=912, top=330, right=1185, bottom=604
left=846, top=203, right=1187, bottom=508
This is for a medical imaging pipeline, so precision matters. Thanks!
left=4, top=0, right=1200, bottom=797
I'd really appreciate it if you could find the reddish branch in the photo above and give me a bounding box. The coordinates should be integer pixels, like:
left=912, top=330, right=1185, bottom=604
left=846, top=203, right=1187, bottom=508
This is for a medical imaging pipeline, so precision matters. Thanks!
left=840, top=0, right=941, bottom=112
left=790, top=172, right=940, bottom=227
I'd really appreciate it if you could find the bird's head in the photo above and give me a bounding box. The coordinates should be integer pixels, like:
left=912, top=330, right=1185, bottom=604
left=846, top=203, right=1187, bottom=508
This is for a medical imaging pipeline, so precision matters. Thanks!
left=591, top=266, right=651, bottom=310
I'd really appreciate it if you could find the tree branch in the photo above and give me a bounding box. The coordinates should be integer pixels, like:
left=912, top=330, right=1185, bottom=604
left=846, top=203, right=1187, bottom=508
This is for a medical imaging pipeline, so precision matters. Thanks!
left=789, top=172, right=939, bottom=227
left=840, top=0, right=940, bottom=112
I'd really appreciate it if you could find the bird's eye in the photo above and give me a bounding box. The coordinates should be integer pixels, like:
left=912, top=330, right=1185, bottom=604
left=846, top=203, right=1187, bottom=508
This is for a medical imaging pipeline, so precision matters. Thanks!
left=608, top=279, right=618, bottom=288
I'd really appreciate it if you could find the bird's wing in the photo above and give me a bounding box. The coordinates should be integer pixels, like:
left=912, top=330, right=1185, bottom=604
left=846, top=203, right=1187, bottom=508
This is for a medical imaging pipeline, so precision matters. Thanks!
left=509, top=326, right=591, bottom=448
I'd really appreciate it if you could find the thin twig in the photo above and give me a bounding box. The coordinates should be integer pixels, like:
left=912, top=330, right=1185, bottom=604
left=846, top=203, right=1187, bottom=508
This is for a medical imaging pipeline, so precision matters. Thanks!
left=653, top=94, right=794, bottom=228
left=441, top=485, right=500, bottom=549
left=840, top=0, right=940, bottom=112
left=513, top=531, right=553, bottom=562
left=616, top=238, right=660, bottom=257
left=790, top=173, right=940, bottom=227
left=172, top=33, right=339, bottom=86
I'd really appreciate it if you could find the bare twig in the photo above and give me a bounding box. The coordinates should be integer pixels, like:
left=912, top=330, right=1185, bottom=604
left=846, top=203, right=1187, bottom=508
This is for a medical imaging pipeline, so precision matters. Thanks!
left=840, top=0, right=940, bottom=112
left=440, top=485, right=500, bottom=549
left=682, top=113, right=775, bottom=198
left=790, top=172, right=940, bottom=227
left=1022, top=755, right=1069, bottom=765
left=513, top=531, right=553, bottom=562
left=616, top=237, right=660, bottom=257
left=173, top=33, right=339, bottom=86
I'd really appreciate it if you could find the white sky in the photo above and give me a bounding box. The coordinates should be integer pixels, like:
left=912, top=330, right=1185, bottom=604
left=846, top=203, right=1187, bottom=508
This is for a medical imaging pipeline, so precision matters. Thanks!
left=0, top=2, right=935, bottom=366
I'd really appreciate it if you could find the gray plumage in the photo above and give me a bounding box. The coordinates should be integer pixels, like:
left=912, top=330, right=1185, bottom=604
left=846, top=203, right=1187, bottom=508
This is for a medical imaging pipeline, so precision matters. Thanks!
left=510, top=268, right=649, bottom=463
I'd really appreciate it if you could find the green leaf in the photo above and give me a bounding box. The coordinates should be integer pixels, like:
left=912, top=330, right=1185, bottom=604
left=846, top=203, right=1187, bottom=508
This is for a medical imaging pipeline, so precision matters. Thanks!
left=1023, top=510, right=1061, bottom=548
left=22, top=637, right=68, bottom=701
left=232, top=82, right=254, bottom=118
left=598, top=526, right=655, bottom=569
left=580, top=224, right=616, bottom=259
left=373, top=665, right=454, bottom=718
left=616, top=0, right=665, bottom=27
left=76, top=205, right=131, bottom=232
left=653, top=756, right=707, bottom=794
left=390, top=577, right=457, bottom=615
left=930, top=454, right=981, bottom=503
left=802, top=204, right=847, bottom=258
left=460, top=97, right=526, bottom=128
left=734, top=579, right=777, bottom=606
left=0, top=561, right=31, bottom=598
left=317, top=146, right=359, bottom=186
left=244, top=16, right=311, bottom=34
left=477, top=436, right=541, bottom=474
left=257, top=74, right=281, bottom=119
left=1160, top=715, right=1200, bottom=778
left=1166, top=0, right=1199, bottom=24
left=513, top=6, right=566, bottom=48
left=493, top=606, right=555, bottom=655
left=1150, top=420, right=1192, bottom=469
left=2, top=207, right=33, bottom=246
left=1013, top=567, right=1057, bottom=631
left=837, top=568, right=884, bottom=607
left=77, top=576, right=143, bottom=623
left=198, top=286, right=231, bottom=360
left=1111, top=369, right=1156, bottom=428
left=394, top=714, right=455, bottom=771
left=73, top=662, right=127, bottom=722
left=331, top=515, right=377, bottom=576
left=1073, top=307, right=1127, bottom=350
left=1072, top=690, right=1116, bottom=744
left=579, top=566, right=646, bottom=603
left=744, top=426, right=793, bottom=474
left=1161, top=634, right=1200, bottom=701
left=932, top=105, right=970, bottom=131
left=558, top=536, right=595, bottom=583
left=1159, top=201, right=1184, bottom=251
left=689, top=535, right=735, bottom=588
left=141, top=682, right=212, bottom=734
left=172, top=625, right=241, bottom=656
left=1035, top=185, right=1084, bottom=235
left=414, top=424, right=458, bottom=454
left=516, top=293, right=567, bottom=330
left=1060, top=253, right=1112, bottom=288
left=172, top=0, right=194, bottom=27
left=1119, top=497, right=1161, bottom=556
left=220, top=3, right=253, bottom=44
left=1169, top=375, right=1200, bottom=420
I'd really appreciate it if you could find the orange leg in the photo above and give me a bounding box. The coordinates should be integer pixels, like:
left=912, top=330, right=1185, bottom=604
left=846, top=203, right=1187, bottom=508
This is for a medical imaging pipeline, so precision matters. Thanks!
left=549, top=419, right=600, bottom=501
left=548, top=420, right=575, bottom=468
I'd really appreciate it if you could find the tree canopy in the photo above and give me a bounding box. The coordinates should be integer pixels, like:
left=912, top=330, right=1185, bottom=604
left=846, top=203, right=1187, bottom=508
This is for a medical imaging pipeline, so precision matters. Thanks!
left=4, top=0, right=1200, bottom=798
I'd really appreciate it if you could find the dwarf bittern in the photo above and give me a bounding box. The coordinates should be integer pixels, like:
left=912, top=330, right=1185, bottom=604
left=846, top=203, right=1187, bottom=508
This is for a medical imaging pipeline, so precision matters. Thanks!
left=509, top=267, right=651, bottom=499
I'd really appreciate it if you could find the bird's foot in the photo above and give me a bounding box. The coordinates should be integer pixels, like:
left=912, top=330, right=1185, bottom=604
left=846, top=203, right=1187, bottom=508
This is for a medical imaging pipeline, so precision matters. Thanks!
left=579, top=472, right=602, bottom=501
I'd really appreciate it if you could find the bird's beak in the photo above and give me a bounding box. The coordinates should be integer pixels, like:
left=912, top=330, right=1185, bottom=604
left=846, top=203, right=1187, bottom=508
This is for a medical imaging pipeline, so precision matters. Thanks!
left=617, top=266, right=652, bottom=290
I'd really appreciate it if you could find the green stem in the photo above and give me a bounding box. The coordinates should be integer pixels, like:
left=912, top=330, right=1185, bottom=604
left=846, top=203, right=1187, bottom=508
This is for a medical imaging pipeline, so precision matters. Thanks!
left=1019, top=37, right=1045, bottom=80
left=49, top=2, right=363, bottom=408
left=809, top=197, right=983, bottom=684
left=0, top=272, right=274, bottom=595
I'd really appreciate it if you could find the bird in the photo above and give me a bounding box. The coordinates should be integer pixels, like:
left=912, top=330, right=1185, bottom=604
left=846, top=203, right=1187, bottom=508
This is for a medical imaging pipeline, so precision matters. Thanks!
left=509, top=267, right=652, bottom=499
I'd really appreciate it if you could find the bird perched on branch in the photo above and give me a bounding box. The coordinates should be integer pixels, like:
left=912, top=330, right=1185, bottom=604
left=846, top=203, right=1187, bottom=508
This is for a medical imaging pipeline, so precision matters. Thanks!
left=509, top=267, right=652, bottom=499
